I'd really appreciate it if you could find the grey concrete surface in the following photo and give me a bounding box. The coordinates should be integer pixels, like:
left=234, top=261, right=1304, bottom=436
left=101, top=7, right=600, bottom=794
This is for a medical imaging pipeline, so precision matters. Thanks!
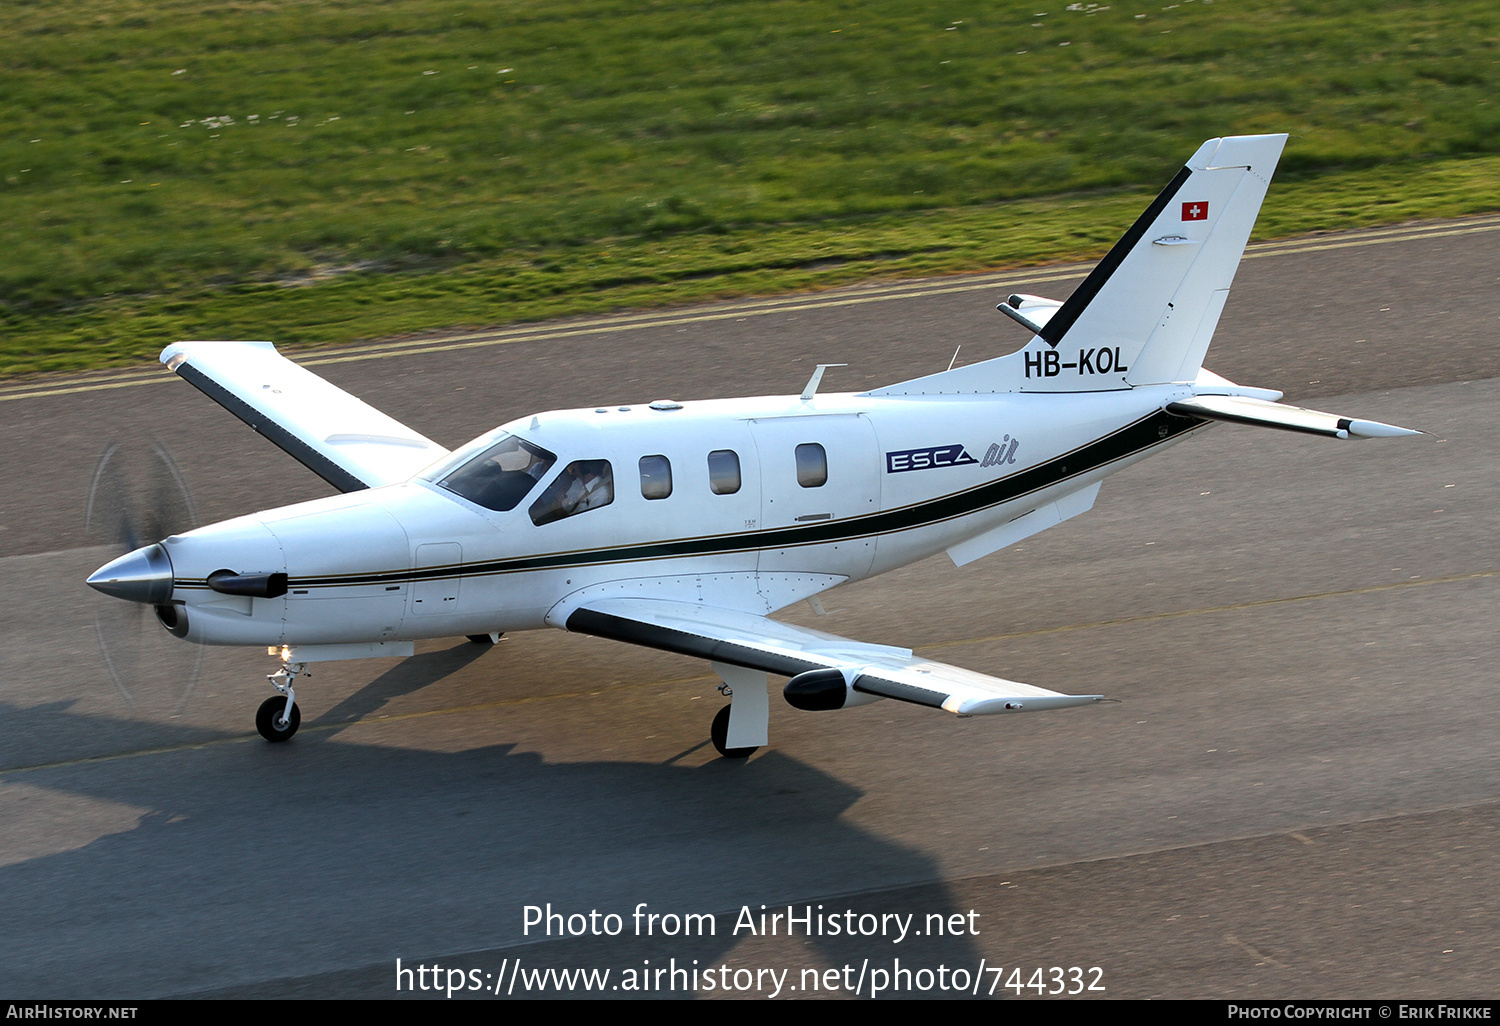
left=0, top=218, right=1497, bottom=999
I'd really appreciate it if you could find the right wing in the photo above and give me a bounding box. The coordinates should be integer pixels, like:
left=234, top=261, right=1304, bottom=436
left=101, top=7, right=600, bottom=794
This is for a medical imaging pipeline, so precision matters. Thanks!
left=161, top=341, right=449, bottom=492
left=1166, top=392, right=1419, bottom=440
left=562, top=596, right=1101, bottom=716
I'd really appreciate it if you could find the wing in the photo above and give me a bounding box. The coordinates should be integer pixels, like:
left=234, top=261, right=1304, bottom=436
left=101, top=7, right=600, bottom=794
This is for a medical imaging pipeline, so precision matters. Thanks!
left=1167, top=393, right=1419, bottom=439
left=161, top=341, right=449, bottom=491
left=563, top=597, right=1101, bottom=716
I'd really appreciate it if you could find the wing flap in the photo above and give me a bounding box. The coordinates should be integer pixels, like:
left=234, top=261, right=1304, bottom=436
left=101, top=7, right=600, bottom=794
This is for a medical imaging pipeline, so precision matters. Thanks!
left=564, top=597, right=1101, bottom=717
left=161, top=341, right=449, bottom=491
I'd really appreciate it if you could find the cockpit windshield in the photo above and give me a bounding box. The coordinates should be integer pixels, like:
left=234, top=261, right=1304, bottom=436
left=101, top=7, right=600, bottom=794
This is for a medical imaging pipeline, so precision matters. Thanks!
left=433, top=434, right=557, bottom=512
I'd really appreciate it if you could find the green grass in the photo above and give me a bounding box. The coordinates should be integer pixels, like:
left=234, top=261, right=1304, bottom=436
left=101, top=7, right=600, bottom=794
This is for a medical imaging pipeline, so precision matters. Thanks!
left=2, top=0, right=1498, bottom=377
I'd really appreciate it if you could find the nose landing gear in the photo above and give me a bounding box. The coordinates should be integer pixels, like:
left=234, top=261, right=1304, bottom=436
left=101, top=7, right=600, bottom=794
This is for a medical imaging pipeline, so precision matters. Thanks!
left=256, top=694, right=301, bottom=741
left=256, top=658, right=305, bottom=742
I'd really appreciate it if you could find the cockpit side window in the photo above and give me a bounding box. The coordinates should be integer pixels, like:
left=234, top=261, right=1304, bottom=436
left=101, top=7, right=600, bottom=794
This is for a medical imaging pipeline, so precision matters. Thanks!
left=530, top=460, right=614, bottom=526
left=435, top=434, right=557, bottom=512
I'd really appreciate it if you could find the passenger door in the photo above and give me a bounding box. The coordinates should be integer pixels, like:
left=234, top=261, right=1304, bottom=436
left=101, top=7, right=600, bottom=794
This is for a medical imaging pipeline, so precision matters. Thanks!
left=751, top=414, right=880, bottom=579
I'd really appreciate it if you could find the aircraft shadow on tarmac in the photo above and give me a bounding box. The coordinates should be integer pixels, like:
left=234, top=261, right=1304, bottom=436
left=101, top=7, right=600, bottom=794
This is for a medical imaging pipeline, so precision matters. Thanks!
left=0, top=690, right=991, bottom=999
left=310, top=641, right=495, bottom=731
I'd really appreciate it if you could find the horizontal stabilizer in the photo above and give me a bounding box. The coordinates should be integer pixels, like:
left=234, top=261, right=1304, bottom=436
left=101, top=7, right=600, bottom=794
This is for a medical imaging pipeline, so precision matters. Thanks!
left=560, top=597, right=1101, bottom=717
left=161, top=341, right=449, bottom=491
left=1166, top=394, right=1419, bottom=439
left=996, top=293, right=1065, bottom=336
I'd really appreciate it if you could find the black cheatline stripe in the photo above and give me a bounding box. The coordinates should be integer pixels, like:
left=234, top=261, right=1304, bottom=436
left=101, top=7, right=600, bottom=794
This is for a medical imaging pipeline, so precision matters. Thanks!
left=174, top=363, right=370, bottom=494
left=565, top=607, right=825, bottom=677
left=1039, top=164, right=1194, bottom=348
left=284, top=409, right=1206, bottom=589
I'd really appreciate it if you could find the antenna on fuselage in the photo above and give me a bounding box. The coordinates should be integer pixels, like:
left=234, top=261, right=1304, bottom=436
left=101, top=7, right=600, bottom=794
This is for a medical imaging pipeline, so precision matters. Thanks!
left=800, top=363, right=848, bottom=401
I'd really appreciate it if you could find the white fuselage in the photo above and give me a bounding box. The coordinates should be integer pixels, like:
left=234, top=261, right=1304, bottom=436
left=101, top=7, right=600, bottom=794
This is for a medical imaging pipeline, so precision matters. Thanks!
left=158, top=385, right=1205, bottom=648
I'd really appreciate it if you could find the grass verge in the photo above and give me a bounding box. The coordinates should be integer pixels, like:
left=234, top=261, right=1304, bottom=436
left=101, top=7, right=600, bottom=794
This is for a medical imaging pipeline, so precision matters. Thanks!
left=2, top=0, right=1497, bottom=376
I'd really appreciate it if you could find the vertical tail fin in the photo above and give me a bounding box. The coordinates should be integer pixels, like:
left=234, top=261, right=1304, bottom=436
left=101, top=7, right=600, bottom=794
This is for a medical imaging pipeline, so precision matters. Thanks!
left=1043, top=133, right=1287, bottom=387
left=869, top=134, right=1287, bottom=397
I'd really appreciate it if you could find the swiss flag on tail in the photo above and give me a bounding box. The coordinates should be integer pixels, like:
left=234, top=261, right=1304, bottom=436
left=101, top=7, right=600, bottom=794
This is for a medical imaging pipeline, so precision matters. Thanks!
left=1181, top=201, right=1209, bottom=221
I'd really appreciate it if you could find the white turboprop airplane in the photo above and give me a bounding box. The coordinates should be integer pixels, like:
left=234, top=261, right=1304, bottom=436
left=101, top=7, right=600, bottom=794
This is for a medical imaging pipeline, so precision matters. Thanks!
left=87, top=133, right=1416, bottom=757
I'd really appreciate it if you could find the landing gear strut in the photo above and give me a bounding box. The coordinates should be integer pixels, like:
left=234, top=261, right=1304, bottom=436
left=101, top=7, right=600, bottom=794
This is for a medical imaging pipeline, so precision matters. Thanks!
left=708, top=662, right=767, bottom=759
left=257, top=658, right=305, bottom=742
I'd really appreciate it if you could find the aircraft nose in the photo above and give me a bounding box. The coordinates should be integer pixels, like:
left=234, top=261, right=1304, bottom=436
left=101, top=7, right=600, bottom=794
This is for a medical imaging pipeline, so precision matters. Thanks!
left=87, top=543, right=175, bottom=604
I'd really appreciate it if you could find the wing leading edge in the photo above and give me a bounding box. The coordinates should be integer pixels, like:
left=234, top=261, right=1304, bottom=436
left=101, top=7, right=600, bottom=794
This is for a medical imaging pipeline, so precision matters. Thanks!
left=563, top=597, right=1101, bottom=716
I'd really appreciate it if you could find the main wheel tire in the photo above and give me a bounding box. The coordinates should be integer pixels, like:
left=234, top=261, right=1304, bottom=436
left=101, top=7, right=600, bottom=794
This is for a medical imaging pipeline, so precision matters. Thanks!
left=710, top=704, right=758, bottom=759
left=466, top=633, right=502, bottom=645
left=256, top=695, right=301, bottom=742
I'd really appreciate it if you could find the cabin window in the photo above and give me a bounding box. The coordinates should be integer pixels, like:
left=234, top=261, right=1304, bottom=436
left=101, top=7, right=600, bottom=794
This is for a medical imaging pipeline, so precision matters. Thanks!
left=529, top=460, right=614, bottom=526
left=435, top=434, right=556, bottom=512
left=795, top=443, right=827, bottom=488
left=707, top=450, right=741, bottom=495
left=639, top=455, right=672, bottom=500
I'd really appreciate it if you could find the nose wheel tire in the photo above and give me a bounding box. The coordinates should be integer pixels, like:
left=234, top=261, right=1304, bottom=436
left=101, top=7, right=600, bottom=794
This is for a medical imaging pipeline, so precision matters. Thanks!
left=710, top=705, right=758, bottom=760
left=256, top=695, right=301, bottom=742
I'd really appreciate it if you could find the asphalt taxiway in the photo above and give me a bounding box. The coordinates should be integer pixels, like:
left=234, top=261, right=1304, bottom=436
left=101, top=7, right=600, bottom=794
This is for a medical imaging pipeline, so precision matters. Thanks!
left=1, top=216, right=1497, bottom=998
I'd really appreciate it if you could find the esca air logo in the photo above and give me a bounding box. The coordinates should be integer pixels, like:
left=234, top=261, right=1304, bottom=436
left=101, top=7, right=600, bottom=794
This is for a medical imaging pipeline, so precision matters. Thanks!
left=1181, top=201, right=1209, bottom=221
left=885, top=444, right=978, bottom=474
left=981, top=436, right=1019, bottom=468
left=886, top=439, right=1020, bottom=474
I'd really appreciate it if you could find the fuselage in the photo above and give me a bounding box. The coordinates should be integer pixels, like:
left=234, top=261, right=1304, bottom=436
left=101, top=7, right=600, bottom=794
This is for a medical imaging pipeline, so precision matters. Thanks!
left=153, top=385, right=1207, bottom=648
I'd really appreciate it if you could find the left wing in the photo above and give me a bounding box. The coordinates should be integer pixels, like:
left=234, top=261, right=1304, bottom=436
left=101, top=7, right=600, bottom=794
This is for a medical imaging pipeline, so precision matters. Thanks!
left=563, top=597, right=1100, bottom=716
left=161, top=340, right=449, bottom=492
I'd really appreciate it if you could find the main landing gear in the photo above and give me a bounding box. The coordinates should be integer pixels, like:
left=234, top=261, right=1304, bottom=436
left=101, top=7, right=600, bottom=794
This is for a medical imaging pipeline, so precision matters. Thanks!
left=256, top=658, right=305, bottom=742
left=708, top=662, right=768, bottom=759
